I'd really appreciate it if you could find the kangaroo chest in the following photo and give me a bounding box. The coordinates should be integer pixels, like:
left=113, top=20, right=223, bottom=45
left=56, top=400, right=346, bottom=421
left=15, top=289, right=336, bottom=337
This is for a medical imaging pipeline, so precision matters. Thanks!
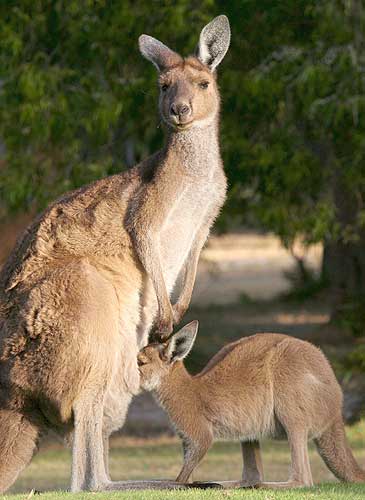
left=160, top=171, right=222, bottom=291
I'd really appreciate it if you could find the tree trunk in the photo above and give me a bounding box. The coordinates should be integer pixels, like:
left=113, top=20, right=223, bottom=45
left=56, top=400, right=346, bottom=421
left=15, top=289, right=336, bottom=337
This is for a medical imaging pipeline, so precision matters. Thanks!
left=322, top=164, right=365, bottom=332
left=322, top=238, right=365, bottom=308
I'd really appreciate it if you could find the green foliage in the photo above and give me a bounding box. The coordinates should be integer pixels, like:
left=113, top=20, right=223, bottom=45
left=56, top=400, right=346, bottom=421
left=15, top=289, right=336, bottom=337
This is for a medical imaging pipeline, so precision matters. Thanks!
left=0, top=1, right=214, bottom=216
left=281, top=269, right=328, bottom=302
left=345, top=345, right=365, bottom=373
left=224, top=0, right=365, bottom=247
left=2, top=1, right=364, bottom=247
left=335, top=295, right=365, bottom=338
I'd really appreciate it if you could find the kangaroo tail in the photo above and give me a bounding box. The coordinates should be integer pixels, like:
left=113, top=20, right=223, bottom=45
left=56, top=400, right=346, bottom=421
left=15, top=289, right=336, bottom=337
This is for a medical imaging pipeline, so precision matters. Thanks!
left=314, top=416, right=365, bottom=483
left=0, top=407, right=43, bottom=493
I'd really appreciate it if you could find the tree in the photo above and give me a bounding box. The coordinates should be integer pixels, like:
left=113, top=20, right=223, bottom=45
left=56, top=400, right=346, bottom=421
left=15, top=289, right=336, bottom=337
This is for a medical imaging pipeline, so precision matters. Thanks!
left=222, top=0, right=365, bottom=331
left=0, top=0, right=214, bottom=216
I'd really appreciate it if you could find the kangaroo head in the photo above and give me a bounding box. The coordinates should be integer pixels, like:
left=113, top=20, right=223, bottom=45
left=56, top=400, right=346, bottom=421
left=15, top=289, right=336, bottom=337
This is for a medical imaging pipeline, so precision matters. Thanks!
left=138, top=320, right=198, bottom=391
left=139, top=16, right=230, bottom=131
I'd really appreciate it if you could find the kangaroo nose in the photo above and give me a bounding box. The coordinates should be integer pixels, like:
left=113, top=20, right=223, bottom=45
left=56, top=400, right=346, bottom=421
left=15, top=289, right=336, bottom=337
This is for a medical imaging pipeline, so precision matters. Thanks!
left=170, top=102, right=191, bottom=117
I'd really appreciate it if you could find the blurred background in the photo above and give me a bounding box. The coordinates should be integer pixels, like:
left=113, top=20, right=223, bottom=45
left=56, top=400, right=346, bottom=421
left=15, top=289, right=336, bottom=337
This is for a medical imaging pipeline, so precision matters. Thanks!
left=1, top=1, right=365, bottom=488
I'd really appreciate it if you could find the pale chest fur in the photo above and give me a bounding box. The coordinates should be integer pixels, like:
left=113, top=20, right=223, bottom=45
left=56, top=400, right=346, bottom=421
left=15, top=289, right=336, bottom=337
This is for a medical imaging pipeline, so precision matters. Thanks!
left=160, top=171, right=224, bottom=290
left=159, top=125, right=226, bottom=291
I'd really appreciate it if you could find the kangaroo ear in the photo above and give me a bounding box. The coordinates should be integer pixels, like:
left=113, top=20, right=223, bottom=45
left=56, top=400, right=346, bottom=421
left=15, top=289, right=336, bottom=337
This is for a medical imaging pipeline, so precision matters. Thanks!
left=166, top=321, right=199, bottom=362
left=139, top=35, right=182, bottom=72
left=196, top=15, right=231, bottom=71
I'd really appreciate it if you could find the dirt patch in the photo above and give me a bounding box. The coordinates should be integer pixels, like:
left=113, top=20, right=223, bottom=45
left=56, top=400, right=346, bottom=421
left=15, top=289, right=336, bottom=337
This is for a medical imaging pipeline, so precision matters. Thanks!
left=194, top=232, right=322, bottom=304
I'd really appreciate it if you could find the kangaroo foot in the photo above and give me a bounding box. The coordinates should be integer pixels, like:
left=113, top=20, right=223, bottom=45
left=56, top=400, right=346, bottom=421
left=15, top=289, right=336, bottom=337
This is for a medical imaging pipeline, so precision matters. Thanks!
left=100, top=479, right=186, bottom=491
left=255, top=480, right=309, bottom=489
left=190, top=480, right=260, bottom=489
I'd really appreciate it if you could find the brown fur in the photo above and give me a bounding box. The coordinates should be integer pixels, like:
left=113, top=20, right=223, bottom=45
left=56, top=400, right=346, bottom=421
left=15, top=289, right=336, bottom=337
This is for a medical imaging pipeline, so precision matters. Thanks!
left=138, top=329, right=365, bottom=488
left=0, top=16, right=231, bottom=493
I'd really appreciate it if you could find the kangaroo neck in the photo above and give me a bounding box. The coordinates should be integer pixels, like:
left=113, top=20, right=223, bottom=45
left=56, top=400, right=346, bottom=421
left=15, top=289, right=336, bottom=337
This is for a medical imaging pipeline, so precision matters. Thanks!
left=164, top=119, right=220, bottom=175
left=157, top=361, right=199, bottom=416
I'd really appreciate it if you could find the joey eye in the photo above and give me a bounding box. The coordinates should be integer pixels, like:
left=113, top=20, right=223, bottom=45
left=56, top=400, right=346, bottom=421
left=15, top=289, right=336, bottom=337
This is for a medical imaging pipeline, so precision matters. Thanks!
left=137, top=354, right=149, bottom=366
left=199, top=81, right=209, bottom=90
left=161, top=83, right=169, bottom=92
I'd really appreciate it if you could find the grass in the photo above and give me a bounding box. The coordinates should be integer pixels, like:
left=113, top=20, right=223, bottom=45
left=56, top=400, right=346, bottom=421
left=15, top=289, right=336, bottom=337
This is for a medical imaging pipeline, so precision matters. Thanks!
left=5, top=485, right=365, bottom=500
left=4, top=421, right=365, bottom=500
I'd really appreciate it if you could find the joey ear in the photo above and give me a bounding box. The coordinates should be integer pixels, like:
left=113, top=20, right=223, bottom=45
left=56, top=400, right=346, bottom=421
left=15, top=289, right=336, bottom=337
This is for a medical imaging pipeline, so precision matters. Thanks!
left=196, top=15, right=230, bottom=71
left=165, top=321, right=199, bottom=362
left=139, top=34, right=182, bottom=72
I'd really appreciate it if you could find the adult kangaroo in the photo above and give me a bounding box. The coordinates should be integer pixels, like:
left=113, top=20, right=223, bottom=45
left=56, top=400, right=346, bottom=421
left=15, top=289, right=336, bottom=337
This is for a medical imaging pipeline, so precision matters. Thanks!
left=0, top=15, right=230, bottom=493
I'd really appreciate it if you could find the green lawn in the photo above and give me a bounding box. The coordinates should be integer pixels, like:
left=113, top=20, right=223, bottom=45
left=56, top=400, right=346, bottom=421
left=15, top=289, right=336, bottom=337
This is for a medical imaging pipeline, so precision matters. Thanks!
left=4, top=421, right=365, bottom=500
left=5, top=485, right=365, bottom=500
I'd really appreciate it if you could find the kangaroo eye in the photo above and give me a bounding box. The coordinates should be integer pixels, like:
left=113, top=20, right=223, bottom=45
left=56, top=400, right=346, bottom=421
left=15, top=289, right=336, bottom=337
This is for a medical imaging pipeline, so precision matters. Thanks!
left=161, top=83, right=169, bottom=92
left=199, top=81, right=209, bottom=89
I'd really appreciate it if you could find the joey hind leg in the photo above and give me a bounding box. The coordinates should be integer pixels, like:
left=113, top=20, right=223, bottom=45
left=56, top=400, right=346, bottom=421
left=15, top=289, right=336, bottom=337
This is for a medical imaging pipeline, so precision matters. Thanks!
left=257, top=430, right=313, bottom=489
left=241, top=440, right=264, bottom=486
left=192, top=441, right=265, bottom=490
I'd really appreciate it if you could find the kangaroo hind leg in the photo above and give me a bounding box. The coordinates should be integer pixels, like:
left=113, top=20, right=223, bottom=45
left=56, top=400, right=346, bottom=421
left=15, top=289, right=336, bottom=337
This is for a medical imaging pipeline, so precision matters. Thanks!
left=208, top=440, right=264, bottom=490
left=71, top=388, right=110, bottom=492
